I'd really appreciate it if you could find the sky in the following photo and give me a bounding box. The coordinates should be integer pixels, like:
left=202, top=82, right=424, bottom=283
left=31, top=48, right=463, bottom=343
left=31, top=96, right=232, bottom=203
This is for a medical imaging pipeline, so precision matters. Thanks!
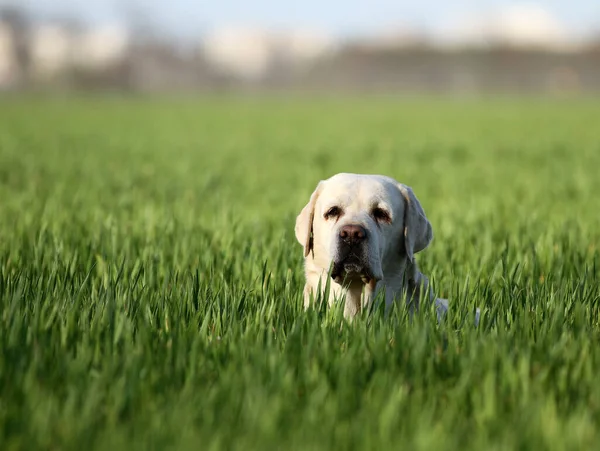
left=2, top=0, right=599, bottom=39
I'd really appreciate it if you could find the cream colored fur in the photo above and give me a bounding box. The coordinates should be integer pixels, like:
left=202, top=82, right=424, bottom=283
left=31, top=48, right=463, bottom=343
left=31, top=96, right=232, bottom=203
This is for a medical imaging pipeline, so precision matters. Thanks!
left=295, top=173, right=449, bottom=320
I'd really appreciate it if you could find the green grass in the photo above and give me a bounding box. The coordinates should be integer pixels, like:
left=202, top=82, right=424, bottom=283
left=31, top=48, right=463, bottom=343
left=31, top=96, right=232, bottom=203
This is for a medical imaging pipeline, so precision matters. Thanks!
left=1, top=96, right=599, bottom=450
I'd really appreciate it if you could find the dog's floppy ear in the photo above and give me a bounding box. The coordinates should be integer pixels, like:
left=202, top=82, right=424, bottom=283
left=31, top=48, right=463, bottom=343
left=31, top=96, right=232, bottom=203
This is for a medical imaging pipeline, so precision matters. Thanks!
left=397, top=184, right=433, bottom=262
left=295, top=181, right=323, bottom=257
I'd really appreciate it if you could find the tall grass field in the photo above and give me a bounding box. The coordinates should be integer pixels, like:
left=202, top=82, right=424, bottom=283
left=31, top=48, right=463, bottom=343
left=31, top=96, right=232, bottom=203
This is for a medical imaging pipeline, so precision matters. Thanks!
left=1, top=97, right=599, bottom=450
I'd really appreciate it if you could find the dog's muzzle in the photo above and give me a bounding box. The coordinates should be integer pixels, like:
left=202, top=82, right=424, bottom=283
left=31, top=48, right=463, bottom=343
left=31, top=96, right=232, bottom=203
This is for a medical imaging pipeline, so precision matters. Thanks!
left=331, top=224, right=374, bottom=284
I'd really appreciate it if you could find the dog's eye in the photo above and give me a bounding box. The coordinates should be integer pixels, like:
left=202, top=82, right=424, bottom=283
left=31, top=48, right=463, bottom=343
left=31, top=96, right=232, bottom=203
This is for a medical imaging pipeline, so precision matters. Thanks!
left=372, top=207, right=391, bottom=223
left=324, top=206, right=341, bottom=219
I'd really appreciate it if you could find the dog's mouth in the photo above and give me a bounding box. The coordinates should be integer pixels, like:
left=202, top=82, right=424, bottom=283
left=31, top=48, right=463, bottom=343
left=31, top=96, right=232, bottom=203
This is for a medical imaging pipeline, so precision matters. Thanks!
left=331, top=257, right=376, bottom=285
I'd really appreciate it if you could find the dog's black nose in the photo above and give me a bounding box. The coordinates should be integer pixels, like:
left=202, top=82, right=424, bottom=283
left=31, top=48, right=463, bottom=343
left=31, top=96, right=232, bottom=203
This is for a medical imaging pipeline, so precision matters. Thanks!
left=339, top=224, right=367, bottom=245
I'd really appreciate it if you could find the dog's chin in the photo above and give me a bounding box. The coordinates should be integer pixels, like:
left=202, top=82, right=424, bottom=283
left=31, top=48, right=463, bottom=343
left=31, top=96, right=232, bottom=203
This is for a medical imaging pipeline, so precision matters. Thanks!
left=331, top=260, right=375, bottom=285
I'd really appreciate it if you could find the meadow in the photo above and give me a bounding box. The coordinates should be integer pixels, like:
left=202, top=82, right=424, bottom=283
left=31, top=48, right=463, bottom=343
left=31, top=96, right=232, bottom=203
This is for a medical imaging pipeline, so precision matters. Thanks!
left=0, top=96, right=599, bottom=450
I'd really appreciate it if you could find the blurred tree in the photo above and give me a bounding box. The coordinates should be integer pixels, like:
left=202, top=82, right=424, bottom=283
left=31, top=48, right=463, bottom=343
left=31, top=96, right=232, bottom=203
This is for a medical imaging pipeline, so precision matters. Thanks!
left=0, top=5, right=31, bottom=85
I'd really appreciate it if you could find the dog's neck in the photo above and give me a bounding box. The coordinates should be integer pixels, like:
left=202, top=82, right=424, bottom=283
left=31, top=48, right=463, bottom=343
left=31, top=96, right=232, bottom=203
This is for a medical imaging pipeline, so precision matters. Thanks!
left=402, top=258, right=434, bottom=311
left=380, top=255, right=433, bottom=311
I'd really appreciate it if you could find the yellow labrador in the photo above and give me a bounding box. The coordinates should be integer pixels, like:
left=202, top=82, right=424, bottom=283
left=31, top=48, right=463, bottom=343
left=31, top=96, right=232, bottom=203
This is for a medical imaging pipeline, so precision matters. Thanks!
left=295, top=173, right=449, bottom=320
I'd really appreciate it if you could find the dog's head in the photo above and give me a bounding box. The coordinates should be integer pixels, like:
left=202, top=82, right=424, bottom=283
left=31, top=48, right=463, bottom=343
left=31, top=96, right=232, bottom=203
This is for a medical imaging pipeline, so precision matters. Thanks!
left=295, top=173, right=433, bottom=285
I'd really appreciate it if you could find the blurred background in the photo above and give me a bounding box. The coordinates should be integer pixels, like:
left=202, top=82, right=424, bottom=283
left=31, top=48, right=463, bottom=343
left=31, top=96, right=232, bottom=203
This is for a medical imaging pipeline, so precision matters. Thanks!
left=0, top=0, right=598, bottom=96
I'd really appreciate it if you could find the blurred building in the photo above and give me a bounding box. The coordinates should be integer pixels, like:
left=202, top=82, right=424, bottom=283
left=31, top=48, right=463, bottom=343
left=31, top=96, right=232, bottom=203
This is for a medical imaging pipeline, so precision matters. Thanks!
left=201, top=27, right=335, bottom=79
left=0, top=20, right=16, bottom=88
left=0, top=4, right=598, bottom=95
left=71, top=25, right=130, bottom=70
left=436, top=4, right=577, bottom=50
left=30, top=23, right=130, bottom=82
left=30, top=24, right=72, bottom=80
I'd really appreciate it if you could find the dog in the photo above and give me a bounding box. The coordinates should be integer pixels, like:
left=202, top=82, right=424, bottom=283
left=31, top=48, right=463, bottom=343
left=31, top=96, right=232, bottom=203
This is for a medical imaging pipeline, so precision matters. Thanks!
left=295, top=173, right=450, bottom=320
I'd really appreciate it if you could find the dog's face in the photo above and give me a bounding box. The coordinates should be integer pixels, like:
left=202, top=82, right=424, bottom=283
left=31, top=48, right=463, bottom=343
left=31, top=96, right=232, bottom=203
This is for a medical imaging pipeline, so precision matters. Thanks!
left=295, top=173, right=433, bottom=285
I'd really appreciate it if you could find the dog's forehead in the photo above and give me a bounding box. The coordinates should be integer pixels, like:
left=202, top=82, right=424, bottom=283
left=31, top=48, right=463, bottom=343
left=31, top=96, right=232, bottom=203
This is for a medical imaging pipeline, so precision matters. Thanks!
left=321, top=173, right=401, bottom=207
